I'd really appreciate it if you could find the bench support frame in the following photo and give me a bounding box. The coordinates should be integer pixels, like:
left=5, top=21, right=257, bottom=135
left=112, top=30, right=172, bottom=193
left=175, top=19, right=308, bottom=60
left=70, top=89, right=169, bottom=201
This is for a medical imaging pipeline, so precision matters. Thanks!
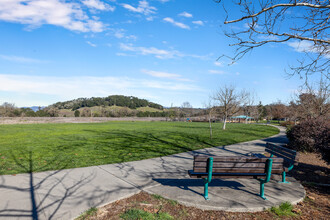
left=269, top=153, right=293, bottom=183
left=202, top=157, right=273, bottom=200
left=258, top=158, right=273, bottom=200
left=203, top=157, right=213, bottom=200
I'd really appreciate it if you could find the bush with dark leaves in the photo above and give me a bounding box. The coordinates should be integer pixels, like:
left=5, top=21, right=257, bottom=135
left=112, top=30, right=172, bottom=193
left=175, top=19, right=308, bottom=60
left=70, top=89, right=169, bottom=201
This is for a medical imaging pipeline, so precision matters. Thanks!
left=287, top=118, right=329, bottom=163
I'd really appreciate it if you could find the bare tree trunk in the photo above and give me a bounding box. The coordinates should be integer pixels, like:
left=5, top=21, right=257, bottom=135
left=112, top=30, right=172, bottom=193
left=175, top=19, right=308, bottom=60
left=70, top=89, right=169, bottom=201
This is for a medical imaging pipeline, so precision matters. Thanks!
left=209, top=117, right=212, bottom=139
left=223, top=117, right=227, bottom=130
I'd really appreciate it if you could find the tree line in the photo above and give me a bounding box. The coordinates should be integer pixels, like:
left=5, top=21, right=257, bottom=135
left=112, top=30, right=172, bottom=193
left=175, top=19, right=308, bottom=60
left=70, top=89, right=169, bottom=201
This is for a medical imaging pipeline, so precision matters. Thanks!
left=50, top=95, right=163, bottom=110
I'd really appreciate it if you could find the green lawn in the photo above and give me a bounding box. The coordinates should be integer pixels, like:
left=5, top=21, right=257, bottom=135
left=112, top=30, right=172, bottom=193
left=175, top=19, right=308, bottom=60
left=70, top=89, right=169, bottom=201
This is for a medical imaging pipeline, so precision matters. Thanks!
left=0, top=121, right=279, bottom=175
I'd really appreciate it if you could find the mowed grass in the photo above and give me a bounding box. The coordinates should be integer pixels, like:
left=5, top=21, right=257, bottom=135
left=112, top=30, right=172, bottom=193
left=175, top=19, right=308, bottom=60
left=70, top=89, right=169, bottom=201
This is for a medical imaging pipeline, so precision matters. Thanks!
left=0, top=121, right=279, bottom=175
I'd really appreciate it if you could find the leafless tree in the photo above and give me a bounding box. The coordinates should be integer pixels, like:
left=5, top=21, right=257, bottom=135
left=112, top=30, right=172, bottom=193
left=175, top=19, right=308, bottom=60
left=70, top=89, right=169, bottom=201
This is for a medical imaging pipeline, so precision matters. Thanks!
left=269, top=101, right=288, bottom=122
left=180, top=101, right=193, bottom=119
left=241, top=91, right=257, bottom=123
left=204, top=100, right=217, bottom=139
left=216, top=0, right=330, bottom=82
left=81, top=108, right=91, bottom=117
left=212, top=85, right=248, bottom=129
left=288, top=101, right=300, bottom=124
left=0, top=102, right=16, bottom=117
left=46, top=107, right=59, bottom=117
left=293, top=78, right=329, bottom=119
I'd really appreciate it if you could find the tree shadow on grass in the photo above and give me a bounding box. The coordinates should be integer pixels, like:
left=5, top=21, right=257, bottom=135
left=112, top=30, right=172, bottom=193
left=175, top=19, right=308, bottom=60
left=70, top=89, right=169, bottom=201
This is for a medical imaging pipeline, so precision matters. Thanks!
left=81, top=129, right=253, bottom=162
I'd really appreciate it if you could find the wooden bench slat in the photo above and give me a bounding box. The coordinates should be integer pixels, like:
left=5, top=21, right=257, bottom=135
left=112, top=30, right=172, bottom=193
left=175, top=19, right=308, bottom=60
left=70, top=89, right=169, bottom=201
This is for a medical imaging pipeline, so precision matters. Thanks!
left=188, top=170, right=268, bottom=179
left=194, top=162, right=283, bottom=169
left=193, top=167, right=283, bottom=173
left=194, top=156, right=284, bottom=163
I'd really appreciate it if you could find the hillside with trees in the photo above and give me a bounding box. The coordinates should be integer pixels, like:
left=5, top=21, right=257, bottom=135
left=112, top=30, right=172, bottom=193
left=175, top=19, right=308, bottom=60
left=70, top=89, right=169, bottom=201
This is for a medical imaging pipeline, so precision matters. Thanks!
left=49, top=95, right=163, bottom=111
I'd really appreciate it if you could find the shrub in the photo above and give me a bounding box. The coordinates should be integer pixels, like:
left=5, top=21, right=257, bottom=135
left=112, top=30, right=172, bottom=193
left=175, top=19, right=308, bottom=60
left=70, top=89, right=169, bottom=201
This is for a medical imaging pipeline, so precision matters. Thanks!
left=287, top=118, right=329, bottom=163
left=74, top=110, right=80, bottom=117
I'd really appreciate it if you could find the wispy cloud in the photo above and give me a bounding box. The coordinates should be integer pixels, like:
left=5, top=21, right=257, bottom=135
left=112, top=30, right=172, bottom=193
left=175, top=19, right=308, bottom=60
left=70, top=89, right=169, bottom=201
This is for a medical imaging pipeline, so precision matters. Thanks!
left=208, top=70, right=225, bottom=75
left=192, top=20, right=204, bottom=26
left=214, top=61, right=223, bottom=67
left=287, top=40, right=330, bottom=58
left=0, top=0, right=106, bottom=32
left=142, top=69, right=191, bottom=81
left=82, top=0, right=115, bottom=11
left=86, top=41, right=97, bottom=47
left=108, top=28, right=137, bottom=40
left=119, top=43, right=211, bottom=60
left=178, top=11, right=192, bottom=18
left=0, top=54, right=45, bottom=63
left=121, top=0, right=157, bottom=17
left=0, top=74, right=201, bottom=102
left=163, top=17, right=190, bottom=29
left=119, top=43, right=178, bottom=59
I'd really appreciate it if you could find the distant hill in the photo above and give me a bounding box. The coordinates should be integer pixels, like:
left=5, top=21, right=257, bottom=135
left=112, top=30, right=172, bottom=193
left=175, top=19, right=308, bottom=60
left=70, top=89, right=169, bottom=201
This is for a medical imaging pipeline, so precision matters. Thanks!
left=23, top=106, right=46, bottom=112
left=49, top=95, right=163, bottom=111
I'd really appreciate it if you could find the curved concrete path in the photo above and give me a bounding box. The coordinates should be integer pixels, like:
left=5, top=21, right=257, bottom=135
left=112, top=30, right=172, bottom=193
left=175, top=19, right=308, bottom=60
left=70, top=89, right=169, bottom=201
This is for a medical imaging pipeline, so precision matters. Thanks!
left=0, top=125, right=305, bottom=219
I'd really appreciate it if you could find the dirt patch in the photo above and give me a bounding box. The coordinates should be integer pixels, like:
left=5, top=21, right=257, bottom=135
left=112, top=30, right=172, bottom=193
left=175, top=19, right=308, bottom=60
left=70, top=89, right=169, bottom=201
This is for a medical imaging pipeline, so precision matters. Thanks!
left=0, top=117, right=167, bottom=124
left=78, top=152, right=329, bottom=219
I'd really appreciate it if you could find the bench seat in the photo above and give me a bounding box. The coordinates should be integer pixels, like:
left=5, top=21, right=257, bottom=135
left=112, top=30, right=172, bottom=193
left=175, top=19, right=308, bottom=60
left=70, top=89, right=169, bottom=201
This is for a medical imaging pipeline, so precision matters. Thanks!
left=252, top=142, right=299, bottom=183
left=188, top=155, right=284, bottom=200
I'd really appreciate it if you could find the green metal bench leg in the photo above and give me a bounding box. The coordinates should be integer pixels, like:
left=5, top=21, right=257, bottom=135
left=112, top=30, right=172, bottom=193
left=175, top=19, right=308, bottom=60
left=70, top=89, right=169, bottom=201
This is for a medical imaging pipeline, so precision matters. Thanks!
left=260, top=182, right=266, bottom=200
left=258, top=158, right=273, bottom=200
left=204, top=180, right=209, bottom=200
left=279, top=171, right=290, bottom=183
left=203, top=157, right=213, bottom=200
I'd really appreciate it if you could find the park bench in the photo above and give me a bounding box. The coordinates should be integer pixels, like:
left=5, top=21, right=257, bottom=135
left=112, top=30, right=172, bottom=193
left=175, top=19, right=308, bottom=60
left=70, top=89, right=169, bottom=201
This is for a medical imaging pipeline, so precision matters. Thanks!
left=252, top=142, right=299, bottom=183
left=188, top=156, right=284, bottom=200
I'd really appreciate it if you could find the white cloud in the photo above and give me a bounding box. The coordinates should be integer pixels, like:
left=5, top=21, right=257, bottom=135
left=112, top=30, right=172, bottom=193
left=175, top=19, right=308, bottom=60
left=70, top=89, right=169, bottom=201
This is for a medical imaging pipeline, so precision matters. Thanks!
left=288, top=40, right=320, bottom=53
left=119, top=43, right=180, bottom=59
left=0, top=0, right=106, bottom=32
left=82, top=0, right=115, bottom=11
left=109, top=28, right=137, bottom=40
left=163, top=17, right=190, bottom=29
left=86, top=41, right=96, bottom=47
left=121, top=0, right=156, bottom=15
left=0, top=54, right=45, bottom=63
left=0, top=74, right=200, bottom=104
left=208, top=70, right=225, bottom=75
left=192, top=20, right=204, bottom=26
left=119, top=43, right=210, bottom=60
left=214, top=61, right=223, bottom=67
left=178, top=11, right=192, bottom=18
left=142, top=69, right=191, bottom=81
left=287, top=40, right=330, bottom=58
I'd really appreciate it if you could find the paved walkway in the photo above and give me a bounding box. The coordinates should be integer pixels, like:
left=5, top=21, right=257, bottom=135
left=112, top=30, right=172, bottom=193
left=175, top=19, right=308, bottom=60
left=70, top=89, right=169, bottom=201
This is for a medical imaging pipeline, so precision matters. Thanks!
left=0, top=125, right=305, bottom=219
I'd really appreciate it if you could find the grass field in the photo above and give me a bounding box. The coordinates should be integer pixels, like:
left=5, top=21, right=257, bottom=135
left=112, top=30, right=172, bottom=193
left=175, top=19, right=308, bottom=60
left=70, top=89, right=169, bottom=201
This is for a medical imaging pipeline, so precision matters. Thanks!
left=0, top=122, right=279, bottom=175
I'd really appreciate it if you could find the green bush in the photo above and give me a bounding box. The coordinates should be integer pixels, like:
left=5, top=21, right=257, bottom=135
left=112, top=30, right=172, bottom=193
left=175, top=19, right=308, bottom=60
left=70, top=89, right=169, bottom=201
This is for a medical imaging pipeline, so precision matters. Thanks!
left=74, top=110, right=80, bottom=117
left=287, top=118, right=329, bottom=163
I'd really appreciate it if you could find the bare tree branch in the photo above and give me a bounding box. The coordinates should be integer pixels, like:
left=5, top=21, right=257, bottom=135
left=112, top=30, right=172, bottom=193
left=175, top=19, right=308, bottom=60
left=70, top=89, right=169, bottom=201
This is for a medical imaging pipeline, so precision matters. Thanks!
left=216, top=0, right=330, bottom=82
left=224, top=3, right=330, bottom=24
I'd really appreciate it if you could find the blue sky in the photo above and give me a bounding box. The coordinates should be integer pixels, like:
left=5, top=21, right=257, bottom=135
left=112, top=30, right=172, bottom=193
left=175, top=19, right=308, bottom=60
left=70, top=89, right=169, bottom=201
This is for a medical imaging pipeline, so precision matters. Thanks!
left=0, top=0, right=320, bottom=107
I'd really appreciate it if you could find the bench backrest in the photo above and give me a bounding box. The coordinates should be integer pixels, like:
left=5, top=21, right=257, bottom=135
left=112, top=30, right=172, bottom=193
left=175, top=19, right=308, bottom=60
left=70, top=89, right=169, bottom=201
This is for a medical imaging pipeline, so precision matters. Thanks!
left=266, top=143, right=299, bottom=167
left=193, top=156, right=284, bottom=174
